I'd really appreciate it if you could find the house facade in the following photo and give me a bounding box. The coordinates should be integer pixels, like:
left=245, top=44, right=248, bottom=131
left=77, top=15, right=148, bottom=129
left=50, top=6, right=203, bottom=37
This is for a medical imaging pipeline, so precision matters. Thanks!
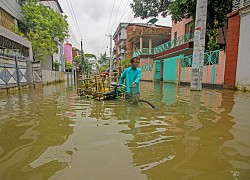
left=113, top=23, right=129, bottom=68
left=128, top=23, right=172, bottom=81
left=225, top=0, right=250, bottom=90
left=0, top=0, right=35, bottom=89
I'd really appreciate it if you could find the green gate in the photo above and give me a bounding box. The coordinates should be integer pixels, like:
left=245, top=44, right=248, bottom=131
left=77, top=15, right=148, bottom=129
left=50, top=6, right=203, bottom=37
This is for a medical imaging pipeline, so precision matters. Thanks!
left=155, top=60, right=161, bottom=81
left=163, top=56, right=180, bottom=83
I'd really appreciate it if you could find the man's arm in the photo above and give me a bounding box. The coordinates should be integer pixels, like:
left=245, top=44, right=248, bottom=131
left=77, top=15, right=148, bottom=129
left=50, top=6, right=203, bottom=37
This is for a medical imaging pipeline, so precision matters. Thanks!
left=118, top=69, right=127, bottom=84
left=133, top=69, right=142, bottom=84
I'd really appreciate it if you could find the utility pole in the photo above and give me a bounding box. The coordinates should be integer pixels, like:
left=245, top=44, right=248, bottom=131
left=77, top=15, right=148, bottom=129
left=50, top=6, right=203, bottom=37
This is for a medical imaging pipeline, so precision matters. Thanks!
left=190, top=0, right=208, bottom=90
left=80, top=39, right=84, bottom=66
left=105, top=34, right=112, bottom=72
left=80, top=39, right=85, bottom=78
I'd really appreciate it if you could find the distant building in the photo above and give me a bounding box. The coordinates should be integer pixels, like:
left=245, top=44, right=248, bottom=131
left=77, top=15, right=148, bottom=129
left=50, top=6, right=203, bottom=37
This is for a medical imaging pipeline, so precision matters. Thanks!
left=113, top=23, right=129, bottom=67
left=64, top=43, right=73, bottom=64
left=127, top=23, right=172, bottom=81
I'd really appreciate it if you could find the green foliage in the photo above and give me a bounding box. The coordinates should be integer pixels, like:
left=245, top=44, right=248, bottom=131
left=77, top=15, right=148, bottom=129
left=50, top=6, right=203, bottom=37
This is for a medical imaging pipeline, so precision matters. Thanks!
left=99, top=66, right=107, bottom=73
left=84, top=53, right=97, bottom=60
left=118, top=59, right=130, bottom=68
left=12, top=26, right=25, bottom=37
left=207, top=29, right=220, bottom=51
left=53, top=61, right=61, bottom=71
left=131, top=0, right=170, bottom=19
left=21, top=0, right=68, bottom=60
left=98, top=53, right=108, bottom=66
left=73, top=54, right=95, bottom=75
left=168, top=0, right=196, bottom=23
left=131, top=0, right=233, bottom=30
left=65, top=60, right=73, bottom=72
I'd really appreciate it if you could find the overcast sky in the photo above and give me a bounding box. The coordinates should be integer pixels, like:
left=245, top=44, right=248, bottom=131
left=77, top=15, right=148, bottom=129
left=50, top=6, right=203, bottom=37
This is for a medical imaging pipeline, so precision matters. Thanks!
left=59, top=0, right=172, bottom=57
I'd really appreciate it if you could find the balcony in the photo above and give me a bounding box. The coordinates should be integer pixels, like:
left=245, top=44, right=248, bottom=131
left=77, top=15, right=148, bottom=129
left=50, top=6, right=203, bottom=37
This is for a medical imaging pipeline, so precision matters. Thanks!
left=233, top=0, right=250, bottom=11
left=133, top=48, right=155, bottom=57
left=153, top=33, right=194, bottom=54
left=132, top=33, right=194, bottom=58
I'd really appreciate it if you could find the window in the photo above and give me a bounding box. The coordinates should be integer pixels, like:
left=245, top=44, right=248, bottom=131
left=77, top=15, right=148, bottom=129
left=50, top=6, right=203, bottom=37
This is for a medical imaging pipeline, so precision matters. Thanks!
left=174, top=31, right=177, bottom=39
left=185, top=22, right=194, bottom=34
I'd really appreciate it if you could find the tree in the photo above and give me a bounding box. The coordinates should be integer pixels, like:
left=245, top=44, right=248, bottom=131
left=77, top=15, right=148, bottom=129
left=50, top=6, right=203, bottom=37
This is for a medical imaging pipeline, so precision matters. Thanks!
left=131, top=0, right=232, bottom=30
left=21, top=0, right=68, bottom=60
left=73, top=54, right=96, bottom=75
left=98, top=53, right=108, bottom=66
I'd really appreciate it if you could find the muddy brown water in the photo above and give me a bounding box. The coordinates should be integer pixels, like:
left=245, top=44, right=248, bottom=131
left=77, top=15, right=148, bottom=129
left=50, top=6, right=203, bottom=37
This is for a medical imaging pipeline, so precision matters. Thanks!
left=0, top=82, right=250, bottom=179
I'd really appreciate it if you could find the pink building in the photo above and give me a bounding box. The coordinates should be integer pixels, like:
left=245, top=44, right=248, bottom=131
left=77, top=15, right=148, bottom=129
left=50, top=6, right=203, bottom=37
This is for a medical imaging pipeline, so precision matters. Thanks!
left=64, top=43, right=73, bottom=64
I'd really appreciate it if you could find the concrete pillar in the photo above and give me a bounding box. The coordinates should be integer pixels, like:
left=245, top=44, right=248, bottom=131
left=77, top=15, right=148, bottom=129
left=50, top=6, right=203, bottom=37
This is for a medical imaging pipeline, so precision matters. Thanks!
left=224, top=11, right=240, bottom=89
left=149, top=38, right=152, bottom=54
left=190, top=0, right=208, bottom=90
left=140, top=37, right=143, bottom=50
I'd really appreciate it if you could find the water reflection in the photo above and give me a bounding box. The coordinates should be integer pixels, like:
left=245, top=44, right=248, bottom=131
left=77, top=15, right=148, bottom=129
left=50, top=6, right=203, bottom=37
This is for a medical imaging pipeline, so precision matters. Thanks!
left=0, top=84, right=75, bottom=179
left=0, top=82, right=250, bottom=179
left=117, top=82, right=241, bottom=179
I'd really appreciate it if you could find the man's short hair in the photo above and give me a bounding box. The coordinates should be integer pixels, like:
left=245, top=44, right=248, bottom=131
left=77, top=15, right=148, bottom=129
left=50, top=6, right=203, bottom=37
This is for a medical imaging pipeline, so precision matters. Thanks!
left=130, top=57, right=138, bottom=63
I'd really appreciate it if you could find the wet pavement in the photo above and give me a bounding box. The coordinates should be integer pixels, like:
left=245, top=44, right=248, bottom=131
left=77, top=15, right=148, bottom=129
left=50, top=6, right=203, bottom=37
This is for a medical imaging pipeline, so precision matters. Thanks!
left=0, top=82, right=250, bottom=179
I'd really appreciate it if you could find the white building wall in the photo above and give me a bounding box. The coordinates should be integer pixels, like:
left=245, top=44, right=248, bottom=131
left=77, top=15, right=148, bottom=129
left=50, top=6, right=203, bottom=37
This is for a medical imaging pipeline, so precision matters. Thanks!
left=236, top=7, right=250, bottom=90
left=39, top=1, right=62, bottom=13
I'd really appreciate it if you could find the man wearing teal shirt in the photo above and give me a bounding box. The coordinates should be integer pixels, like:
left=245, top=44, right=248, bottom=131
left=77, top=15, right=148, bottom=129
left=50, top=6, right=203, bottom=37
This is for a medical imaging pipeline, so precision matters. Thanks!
left=119, top=57, right=142, bottom=95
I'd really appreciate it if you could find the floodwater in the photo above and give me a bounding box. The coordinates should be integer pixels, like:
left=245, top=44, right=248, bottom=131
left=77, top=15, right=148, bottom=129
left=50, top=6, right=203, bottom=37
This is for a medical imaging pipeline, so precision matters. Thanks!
left=0, top=82, right=250, bottom=180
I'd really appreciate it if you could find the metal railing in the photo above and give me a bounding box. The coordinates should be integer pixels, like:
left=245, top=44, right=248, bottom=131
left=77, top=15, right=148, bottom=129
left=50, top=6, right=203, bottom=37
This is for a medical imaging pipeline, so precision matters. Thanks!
left=153, top=33, right=194, bottom=54
left=204, top=50, right=220, bottom=65
left=181, top=50, right=220, bottom=67
left=132, top=48, right=155, bottom=57
left=233, top=0, right=250, bottom=11
left=0, top=49, right=25, bottom=60
left=132, top=33, right=194, bottom=57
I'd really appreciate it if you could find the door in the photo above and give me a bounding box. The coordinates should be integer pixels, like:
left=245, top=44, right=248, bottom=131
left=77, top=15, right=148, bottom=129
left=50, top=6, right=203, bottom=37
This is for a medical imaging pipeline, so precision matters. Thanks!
left=155, top=60, right=161, bottom=81
left=163, top=56, right=180, bottom=83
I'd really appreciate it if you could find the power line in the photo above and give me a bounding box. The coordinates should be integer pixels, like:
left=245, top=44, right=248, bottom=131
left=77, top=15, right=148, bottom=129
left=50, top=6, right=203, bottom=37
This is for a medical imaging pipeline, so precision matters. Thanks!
left=109, top=0, right=123, bottom=34
left=118, top=0, right=130, bottom=23
left=65, top=0, right=82, bottom=40
left=105, top=0, right=116, bottom=35
left=68, top=27, right=79, bottom=46
left=98, top=0, right=116, bottom=55
left=125, top=11, right=134, bottom=22
left=68, top=0, right=82, bottom=39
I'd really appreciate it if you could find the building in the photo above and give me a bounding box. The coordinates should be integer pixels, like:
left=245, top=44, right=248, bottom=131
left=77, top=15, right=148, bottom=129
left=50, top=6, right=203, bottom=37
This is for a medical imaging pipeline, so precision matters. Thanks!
left=129, top=14, right=228, bottom=88
left=64, top=43, right=73, bottom=64
left=115, top=22, right=171, bottom=80
left=113, top=23, right=129, bottom=68
left=225, top=0, right=250, bottom=90
left=39, top=0, right=65, bottom=72
left=0, top=0, right=34, bottom=89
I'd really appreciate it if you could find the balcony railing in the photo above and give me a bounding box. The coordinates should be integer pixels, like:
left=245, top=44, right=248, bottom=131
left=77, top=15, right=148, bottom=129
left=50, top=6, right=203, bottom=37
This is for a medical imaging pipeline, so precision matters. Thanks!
left=133, top=33, right=194, bottom=57
left=181, top=50, right=220, bottom=67
left=0, top=49, right=25, bottom=60
left=153, top=33, right=194, bottom=54
left=133, top=48, right=155, bottom=57
left=233, top=0, right=250, bottom=11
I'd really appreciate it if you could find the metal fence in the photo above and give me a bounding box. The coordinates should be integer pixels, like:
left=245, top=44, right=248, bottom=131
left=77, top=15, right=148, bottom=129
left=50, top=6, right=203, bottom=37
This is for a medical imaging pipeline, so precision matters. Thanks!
left=0, top=50, right=28, bottom=88
left=181, top=50, right=220, bottom=67
left=233, top=0, right=250, bottom=11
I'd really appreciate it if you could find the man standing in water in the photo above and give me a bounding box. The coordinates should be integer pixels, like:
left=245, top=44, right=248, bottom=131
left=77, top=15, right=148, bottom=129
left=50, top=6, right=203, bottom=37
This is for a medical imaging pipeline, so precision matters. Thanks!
left=119, top=57, right=142, bottom=95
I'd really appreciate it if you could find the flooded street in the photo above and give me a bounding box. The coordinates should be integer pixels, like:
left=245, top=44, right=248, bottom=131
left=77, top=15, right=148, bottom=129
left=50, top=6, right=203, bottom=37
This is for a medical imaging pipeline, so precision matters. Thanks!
left=0, top=82, right=250, bottom=179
